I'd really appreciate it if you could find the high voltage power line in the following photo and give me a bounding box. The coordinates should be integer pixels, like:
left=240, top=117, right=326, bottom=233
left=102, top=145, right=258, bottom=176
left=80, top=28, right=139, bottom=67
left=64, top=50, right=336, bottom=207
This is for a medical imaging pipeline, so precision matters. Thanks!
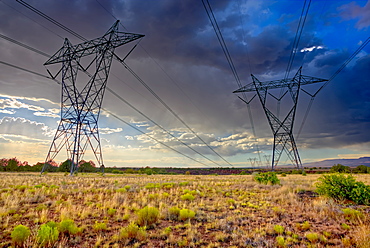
left=96, top=0, right=227, bottom=165
left=201, top=0, right=262, bottom=166
left=15, top=0, right=233, bottom=167
left=2, top=0, right=369, bottom=168
left=0, top=32, right=223, bottom=168
left=2, top=1, right=232, bottom=167
left=284, top=0, right=311, bottom=80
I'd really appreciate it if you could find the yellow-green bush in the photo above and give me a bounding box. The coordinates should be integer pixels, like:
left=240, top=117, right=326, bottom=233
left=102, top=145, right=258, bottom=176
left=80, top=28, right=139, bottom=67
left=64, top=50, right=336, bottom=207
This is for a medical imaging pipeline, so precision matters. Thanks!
left=11, top=224, right=30, bottom=246
left=137, top=206, right=160, bottom=227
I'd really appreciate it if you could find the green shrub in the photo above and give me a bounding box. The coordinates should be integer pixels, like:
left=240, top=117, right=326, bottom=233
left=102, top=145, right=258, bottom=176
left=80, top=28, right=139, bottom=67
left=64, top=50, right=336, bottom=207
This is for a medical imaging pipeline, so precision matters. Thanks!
left=161, top=182, right=175, bottom=189
left=144, top=183, right=161, bottom=189
left=58, top=219, right=78, bottom=235
left=116, top=188, right=127, bottom=193
left=168, top=206, right=181, bottom=220
left=93, top=221, right=107, bottom=231
left=107, top=208, right=117, bottom=216
left=180, top=193, right=195, bottom=201
left=353, top=165, right=369, bottom=173
left=341, top=208, right=363, bottom=222
left=330, top=164, right=351, bottom=173
left=179, top=209, right=195, bottom=221
left=11, top=224, right=30, bottom=246
left=276, top=236, right=286, bottom=247
left=136, top=206, right=159, bottom=227
left=37, top=222, right=59, bottom=247
left=120, top=222, right=147, bottom=241
left=273, top=225, right=285, bottom=235
left=253, top=172, right=280, bottom=185
left=315, top=174, right=370, bottom=205
left=341, top=223, right=350, bottom=230
left=299, top=221, right=311, bottom=231
left=305, top=232, right=319, bottom=243
left=178, top=181, right=189, bottom=186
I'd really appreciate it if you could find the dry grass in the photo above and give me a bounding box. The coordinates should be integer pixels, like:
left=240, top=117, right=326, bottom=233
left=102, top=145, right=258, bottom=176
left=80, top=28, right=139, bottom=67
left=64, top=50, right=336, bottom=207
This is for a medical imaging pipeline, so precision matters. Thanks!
left=0, top=172, right=369, bottom=247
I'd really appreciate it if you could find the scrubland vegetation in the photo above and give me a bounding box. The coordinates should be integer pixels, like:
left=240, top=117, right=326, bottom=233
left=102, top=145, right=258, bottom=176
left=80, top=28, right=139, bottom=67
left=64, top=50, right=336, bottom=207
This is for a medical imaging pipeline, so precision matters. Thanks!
left=0, top=172, right=369, bottom=247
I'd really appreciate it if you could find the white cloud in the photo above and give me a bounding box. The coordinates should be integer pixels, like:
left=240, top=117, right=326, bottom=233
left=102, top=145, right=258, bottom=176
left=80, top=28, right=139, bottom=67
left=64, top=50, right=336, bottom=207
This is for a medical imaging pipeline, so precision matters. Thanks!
left=0, top=117, right=54, bottom=142
left=0, top=95, right=61, bottom=119
left=0, top=134, right=48, bottom=143
left=33, top=111, right=59, bottom=118
left=0, top=98, right=45, bottom=112
left=99, top=127, right=123, bottom=134
left=300, top=46, right=324, bottom=53
left=0, top=94, right=58, bottom=106
left=133, top=125, right=270, bottom=157
left=0, top=109, right=15, bottom=114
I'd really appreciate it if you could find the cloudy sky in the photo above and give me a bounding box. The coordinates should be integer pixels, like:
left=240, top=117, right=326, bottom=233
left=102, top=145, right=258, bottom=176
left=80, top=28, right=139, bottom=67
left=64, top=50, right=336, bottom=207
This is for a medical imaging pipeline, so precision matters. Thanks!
left=0, top=0, right=369, bottom=168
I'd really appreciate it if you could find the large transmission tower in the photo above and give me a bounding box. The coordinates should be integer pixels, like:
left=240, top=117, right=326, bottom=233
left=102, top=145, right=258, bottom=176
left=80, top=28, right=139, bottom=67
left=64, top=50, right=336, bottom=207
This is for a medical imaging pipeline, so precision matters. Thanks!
left=234, top=68, right=327, bottom=170
left=41, top=21, right=144, bottom=175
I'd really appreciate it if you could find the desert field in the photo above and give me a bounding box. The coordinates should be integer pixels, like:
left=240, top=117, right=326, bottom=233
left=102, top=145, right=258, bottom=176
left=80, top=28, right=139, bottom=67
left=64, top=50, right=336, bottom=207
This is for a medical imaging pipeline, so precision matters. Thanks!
left=0, top=172, right=369, bottom=247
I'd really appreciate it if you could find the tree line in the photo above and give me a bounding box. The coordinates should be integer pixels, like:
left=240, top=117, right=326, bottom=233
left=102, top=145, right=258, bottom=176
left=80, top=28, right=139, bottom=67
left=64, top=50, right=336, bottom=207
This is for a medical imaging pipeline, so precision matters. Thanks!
left=0, top=158, right=369, bottom=175
left=0, top=158, right=97, bottom=173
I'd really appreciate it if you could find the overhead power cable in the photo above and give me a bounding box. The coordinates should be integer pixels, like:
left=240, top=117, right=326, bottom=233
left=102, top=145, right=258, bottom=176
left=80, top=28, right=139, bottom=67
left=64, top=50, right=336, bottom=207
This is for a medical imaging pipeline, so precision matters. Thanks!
left=284, top=0, right=311, bottom=80
left=94, top=0, right=230, bottom=166
left=0, top=33, right=50, bottom=57
left=276, top=0, right=311, bottom=120
left=0, top=60, right=59, bottom=84
left=297, top=35, right=370, bottom=139
left=15, top=0, right=233, bottom=167
left=0, top=58, right=213, bottom=168
left=0, top=0, right=64, bottom=39
left=102, top=109, right=211, bottom=167
left=16, top=0, right=87, bottom=41
left=202, top=0, right=262, bottom=165
left=114, top=59, right=233, bottom=166
left=202, top=0, right=242, bottom=88
left=106, top=87, right=223, bottom=167
left=11, top=1, right=231, bottom=167
left=94, top=0, right=231, bottom=167
left=0, top=32, right=220, bottom=167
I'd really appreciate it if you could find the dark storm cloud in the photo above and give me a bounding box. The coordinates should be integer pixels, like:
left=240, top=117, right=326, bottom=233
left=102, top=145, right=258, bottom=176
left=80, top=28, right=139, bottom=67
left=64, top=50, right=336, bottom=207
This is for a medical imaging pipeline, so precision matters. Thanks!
left=339, top=0, right=370, bottom=29
left=0, top=0, right=368, bottom=162
left=299, top=53, right=370, bottom=149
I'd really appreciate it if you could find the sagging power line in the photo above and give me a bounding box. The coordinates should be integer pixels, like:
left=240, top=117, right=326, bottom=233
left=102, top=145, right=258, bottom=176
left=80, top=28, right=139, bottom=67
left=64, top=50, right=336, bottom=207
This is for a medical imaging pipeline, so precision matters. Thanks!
left=202, top=0, right=262, bottom=166
left=15, top=0, right=233, bottom=167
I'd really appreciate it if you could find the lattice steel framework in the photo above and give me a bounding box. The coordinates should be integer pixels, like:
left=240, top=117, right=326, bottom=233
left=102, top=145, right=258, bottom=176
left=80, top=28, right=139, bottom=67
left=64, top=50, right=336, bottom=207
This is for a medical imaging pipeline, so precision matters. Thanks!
left=41, top=21, right=144, bottom=175
left=233, top=68, right=327, bottom=170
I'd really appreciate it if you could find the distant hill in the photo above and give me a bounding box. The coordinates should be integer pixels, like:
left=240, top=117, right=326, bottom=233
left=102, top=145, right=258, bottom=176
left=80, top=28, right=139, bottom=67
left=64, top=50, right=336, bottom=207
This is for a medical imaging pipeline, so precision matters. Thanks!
left=303, top=157, right=370, bottom=168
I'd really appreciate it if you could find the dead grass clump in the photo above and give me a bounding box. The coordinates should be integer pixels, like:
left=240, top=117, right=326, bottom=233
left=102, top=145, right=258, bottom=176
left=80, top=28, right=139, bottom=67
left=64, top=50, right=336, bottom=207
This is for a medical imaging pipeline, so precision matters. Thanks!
left=351, top=224, right=370, bottom=248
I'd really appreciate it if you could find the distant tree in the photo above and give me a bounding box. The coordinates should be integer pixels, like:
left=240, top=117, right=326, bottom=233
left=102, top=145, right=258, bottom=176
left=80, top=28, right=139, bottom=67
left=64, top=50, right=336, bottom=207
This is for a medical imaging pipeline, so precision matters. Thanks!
left=5, top=158, right=22, bottom=171
left=0, top=158, right=6, bottom=171
left=79, top=160, right=97, bottom=172
left=32, top=162, right=44, bottom=172
left=330, top=164, right=351, bottom=173
left=353, top=165, right=369, bottom=174
left=58, top=159, right=72, bottom=172
left=125, top=168, right=136, bottom=174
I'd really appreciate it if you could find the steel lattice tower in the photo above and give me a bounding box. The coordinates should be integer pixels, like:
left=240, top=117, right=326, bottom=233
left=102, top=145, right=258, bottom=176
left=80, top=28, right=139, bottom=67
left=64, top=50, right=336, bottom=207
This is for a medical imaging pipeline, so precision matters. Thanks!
left=41, top=21, right=144, bottom=175
left=234, top=68, right=327, bottom=170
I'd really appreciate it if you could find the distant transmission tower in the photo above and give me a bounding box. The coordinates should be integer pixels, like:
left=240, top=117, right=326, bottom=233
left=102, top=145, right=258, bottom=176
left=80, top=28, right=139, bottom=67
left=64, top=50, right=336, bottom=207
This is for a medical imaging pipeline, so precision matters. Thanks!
left=234, top=67, right=327, bottom=170
left=41, top=21, right=144, bottom=175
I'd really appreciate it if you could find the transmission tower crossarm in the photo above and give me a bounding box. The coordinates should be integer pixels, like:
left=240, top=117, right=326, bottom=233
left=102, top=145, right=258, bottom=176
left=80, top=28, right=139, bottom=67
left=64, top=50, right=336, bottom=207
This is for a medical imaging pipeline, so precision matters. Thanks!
left=44, top=22, right=144, bottom=66
left=233, top=74, right=328, bottom=93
